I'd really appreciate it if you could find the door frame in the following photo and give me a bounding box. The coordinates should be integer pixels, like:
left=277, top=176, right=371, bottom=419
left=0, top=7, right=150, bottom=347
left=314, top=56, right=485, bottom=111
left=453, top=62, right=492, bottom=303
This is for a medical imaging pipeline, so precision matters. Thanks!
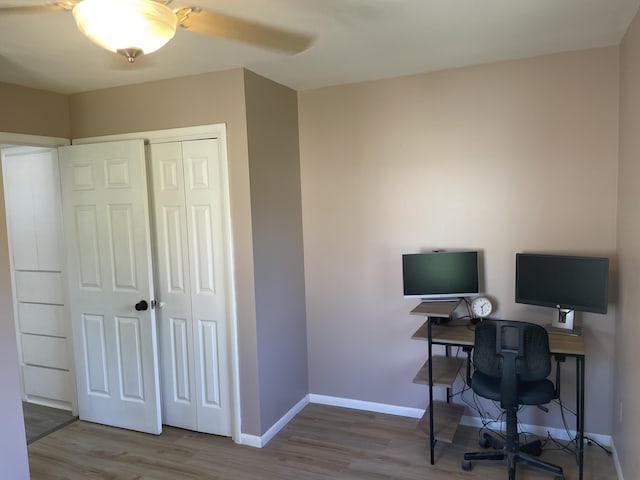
left=74, top=124, right=241, bottom=443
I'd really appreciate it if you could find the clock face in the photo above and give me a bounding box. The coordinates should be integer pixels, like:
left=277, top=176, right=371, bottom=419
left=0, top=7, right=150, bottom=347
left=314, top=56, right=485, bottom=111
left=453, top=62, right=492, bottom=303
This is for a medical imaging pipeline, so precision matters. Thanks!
left=471, top=296, right=493, bottom=318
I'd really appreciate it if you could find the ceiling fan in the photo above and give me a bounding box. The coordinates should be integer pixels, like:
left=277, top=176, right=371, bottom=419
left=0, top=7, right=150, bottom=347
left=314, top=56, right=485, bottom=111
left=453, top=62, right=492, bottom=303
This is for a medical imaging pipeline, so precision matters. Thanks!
left=0, top=0, right=314, bottom=63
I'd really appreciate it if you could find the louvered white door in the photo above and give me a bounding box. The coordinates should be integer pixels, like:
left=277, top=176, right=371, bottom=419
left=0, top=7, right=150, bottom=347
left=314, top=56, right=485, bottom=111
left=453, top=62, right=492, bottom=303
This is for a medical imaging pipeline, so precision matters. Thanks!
left=149, top=139, right=231, bottom=436
left=59, top=140, right=162, bottom=434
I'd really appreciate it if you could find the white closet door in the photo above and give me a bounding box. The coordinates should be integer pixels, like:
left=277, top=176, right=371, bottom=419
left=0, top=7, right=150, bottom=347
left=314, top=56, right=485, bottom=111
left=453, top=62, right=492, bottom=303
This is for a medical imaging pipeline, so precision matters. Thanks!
left=59, top=140, right=162, bottom=434
left=149, top=142, right=197, bottom=429
left=150, top=139, right=231, bottom=436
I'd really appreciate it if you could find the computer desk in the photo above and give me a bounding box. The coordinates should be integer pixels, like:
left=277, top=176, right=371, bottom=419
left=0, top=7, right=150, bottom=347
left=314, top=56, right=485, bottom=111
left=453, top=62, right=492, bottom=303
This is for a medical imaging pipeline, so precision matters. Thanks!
left=411, top=303, right=586, bottom=480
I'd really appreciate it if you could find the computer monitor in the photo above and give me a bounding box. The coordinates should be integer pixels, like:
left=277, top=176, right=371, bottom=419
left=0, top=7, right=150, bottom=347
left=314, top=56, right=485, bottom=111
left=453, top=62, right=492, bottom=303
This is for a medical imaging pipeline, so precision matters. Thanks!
left=515, top=253, right=609, bottom=333
left=402, top=251, right=479, bottom=300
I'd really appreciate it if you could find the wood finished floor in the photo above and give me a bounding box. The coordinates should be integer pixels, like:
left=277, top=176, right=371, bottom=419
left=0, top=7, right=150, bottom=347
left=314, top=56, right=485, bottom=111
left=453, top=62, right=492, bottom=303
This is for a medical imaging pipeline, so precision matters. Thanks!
left=27, top=404, right=617, bottom=479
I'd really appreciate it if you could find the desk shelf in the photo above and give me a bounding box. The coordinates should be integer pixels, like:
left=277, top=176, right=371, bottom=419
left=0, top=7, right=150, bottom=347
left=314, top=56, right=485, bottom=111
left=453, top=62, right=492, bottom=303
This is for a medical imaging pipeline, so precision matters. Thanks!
left=411, top=322, right=429, bottom=341
left=409, top=301, right=467, bottom=463
left=413, top=357, right=464, bottom=388
left=415, top=401, right=465, bottom=443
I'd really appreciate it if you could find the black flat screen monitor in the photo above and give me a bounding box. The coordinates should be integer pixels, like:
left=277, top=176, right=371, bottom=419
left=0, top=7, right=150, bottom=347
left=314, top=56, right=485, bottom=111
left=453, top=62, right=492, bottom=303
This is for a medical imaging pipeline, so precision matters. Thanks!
left=402, top=251, right=479, bottom=300
left=515, top=253, right=609, bottom=314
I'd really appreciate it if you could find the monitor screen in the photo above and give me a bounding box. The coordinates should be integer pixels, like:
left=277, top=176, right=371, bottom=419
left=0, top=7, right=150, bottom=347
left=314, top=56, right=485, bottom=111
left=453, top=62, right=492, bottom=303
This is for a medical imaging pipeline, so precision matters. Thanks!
left=402, top=251, right=479, bottom=300
left=515, top=253, right=609, bottom=314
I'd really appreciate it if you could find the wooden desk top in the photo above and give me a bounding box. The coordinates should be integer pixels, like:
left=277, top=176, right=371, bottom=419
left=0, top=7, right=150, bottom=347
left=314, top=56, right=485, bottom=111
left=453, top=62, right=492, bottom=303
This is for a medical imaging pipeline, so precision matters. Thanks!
left=413, top=319, right=585, bottom=356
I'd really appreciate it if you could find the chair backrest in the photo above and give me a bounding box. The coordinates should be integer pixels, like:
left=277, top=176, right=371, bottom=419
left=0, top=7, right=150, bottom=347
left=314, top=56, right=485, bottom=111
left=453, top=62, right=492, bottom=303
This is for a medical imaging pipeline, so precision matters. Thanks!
left=473, top=320, right=551, bottom=407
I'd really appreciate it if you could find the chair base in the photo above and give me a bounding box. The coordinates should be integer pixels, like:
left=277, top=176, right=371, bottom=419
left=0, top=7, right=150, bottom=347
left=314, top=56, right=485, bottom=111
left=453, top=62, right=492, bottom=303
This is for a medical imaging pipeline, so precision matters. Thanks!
left=462, top=432, right=564, bottom=480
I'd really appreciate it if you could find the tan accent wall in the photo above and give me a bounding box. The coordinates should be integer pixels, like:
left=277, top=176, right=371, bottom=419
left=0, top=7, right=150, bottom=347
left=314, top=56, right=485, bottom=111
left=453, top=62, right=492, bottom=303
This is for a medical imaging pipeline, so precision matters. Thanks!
left=243, top=70, right=308, bottom=433
left=69, top=69, right=263, bottom=435
left=0, top=151, right=30, bottom=478
left=298, top=47, right=619, bottom=434
left=616, top=9, right=640, bottom=478
left=0, top=82, right=70, bottom=138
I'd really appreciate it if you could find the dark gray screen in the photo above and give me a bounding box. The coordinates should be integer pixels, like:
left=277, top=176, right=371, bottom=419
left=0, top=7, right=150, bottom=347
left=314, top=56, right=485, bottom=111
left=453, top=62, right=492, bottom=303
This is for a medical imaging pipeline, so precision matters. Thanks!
left=402, top=251, right=479, bottom=297
left=515, top=254, right=609, bottom=313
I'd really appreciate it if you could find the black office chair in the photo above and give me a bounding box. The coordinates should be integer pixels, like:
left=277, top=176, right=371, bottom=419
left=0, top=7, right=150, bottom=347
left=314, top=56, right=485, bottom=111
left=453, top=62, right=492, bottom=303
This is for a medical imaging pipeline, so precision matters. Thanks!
left=461, top=320, right=565, bottom=480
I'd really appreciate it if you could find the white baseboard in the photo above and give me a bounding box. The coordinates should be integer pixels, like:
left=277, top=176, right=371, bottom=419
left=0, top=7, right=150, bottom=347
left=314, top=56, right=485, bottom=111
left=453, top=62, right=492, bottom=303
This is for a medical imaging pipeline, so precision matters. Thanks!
left=611, top=439, right=624, bottom=480
left=460, top=415, right=612, bottom=447
left=308, top=394, right=424, bottom=418
left=238, top=395, right=310, bottom=448
left=239, top=393, right=615, bottom=462
left=238, top=432, right=262, bottom=448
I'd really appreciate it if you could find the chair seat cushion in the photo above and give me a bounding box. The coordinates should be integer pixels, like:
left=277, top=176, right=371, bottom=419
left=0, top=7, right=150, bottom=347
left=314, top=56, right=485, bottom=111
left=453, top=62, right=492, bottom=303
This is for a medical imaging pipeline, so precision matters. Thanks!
left=471, top=372, right=555, bottom=405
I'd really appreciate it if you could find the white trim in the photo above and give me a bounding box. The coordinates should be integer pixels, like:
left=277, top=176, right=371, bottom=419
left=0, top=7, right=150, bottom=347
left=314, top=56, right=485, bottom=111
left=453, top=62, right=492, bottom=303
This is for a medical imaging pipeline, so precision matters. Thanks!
left=611, top=439, right=624, bottom=480
left=308, top=395, right=613, bottom=450
left=238, top=395, right=310, bottom=448
left=0, top=133, right=69, bottom=147
left=238, top=433, right=263, bottom=448
left=72, top=124, right=227, bottom=145
left=460, top=415, right=612, bottom=447
left=309, top=394, right=424, bottom=419
left=262, top=395, right=310, bottom=446
left=73, top=124, right=241, bottom=444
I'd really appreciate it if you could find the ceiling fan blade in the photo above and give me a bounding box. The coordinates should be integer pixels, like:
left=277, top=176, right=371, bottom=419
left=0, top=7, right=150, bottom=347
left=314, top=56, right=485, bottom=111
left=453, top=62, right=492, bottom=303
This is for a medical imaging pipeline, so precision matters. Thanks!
left=0, top=2, right=75, bottom=14
left=175, top=7, right=313, bottom=54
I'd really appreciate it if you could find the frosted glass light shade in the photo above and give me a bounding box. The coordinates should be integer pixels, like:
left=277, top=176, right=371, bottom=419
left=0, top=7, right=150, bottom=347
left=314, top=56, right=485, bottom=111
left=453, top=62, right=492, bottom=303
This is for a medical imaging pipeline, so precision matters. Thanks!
left=73, top=0, right=177, bottom=55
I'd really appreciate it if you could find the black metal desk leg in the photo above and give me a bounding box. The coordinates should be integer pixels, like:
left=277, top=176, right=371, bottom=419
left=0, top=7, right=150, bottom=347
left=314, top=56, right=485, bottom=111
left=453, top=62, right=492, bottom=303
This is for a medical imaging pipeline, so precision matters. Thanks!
left=576, top=355, right=585, bottom=480
left=427, top=317, right=435, bottom=464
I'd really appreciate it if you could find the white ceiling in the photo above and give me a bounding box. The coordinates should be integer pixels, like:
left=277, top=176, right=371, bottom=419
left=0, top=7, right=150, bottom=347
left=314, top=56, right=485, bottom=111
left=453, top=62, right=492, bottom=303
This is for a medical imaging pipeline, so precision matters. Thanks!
left=0, top=0, right=638, bottom=95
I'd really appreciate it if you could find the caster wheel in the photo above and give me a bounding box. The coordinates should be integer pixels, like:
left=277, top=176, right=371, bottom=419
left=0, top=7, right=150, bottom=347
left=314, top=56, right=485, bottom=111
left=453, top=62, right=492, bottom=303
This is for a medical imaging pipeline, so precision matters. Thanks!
left=479, top=437, right=490, bottom=448
left=461, top=459, right=472, bottom=471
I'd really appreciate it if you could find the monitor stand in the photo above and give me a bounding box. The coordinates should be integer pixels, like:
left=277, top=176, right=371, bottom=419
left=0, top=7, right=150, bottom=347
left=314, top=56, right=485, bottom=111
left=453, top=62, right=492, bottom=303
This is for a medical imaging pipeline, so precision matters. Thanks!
left=546, top=309, right=582, bottom=336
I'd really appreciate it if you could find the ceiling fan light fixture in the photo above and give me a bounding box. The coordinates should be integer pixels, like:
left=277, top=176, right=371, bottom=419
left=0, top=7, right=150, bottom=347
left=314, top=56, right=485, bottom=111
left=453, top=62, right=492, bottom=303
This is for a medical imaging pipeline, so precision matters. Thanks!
left=72, top=0, right=177, bottom=58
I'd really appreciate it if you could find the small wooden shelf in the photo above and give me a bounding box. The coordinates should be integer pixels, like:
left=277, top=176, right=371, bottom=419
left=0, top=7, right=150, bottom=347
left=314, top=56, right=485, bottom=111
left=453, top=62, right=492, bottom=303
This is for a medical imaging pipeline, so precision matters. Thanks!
left=411, top=322, right=429, bottom=341
left=415, top=401, right=464, bottom=444
left=410, top=300, right=461, bottom=318
left=413, top=357, right=464, bottom=388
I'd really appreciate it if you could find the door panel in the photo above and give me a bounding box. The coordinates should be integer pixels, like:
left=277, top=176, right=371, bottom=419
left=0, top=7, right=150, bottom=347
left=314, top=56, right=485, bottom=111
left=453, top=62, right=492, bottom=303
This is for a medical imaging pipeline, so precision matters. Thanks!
left=59, top=140, right=161, bottom=434
left=200, top=319, right=221, bottom=406
left=169, top=317, right=191, bottom=402
left=150, top=142, right=197, bottom=430
left=183, top=140, right=230, bottom=436
left=150, top=139, right=231, bottom=436
left=75, top=206, right=102, bottom=288
left=109, top=204, right=138, bottom=289
left=82, top=313, right=109, bottom=395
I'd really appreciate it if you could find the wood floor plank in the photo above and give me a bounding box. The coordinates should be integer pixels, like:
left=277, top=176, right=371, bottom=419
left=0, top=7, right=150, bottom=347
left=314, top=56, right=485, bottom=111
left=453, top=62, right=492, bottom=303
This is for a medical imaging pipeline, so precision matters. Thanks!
left=28, top=403, right=617, bottom=479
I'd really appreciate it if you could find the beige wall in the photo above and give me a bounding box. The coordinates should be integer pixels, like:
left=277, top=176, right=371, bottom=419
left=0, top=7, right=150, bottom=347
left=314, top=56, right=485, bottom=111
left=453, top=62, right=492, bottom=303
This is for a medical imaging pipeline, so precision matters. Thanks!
left=0, top=82, right=70, bottom=138
left=616, top=8, right=640, bottom=478
left=298, top=47, right=619, bottom=434
left=244, top=70, right=308, bottom=432
left=0, top=154, right=29, bottom=478
left=69, top=69, right=265, bottom=435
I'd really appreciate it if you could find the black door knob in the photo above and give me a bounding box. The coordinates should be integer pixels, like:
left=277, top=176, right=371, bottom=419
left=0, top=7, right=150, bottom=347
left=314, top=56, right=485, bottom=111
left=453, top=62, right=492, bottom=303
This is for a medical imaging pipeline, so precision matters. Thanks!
left=135, top=300, right=149, bottom=311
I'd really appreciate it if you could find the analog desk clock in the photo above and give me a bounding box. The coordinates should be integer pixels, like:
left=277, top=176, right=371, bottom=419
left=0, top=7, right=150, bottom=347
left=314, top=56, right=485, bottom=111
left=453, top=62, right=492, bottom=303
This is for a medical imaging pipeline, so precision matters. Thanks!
left=471, top=295, right=493, bottom=320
